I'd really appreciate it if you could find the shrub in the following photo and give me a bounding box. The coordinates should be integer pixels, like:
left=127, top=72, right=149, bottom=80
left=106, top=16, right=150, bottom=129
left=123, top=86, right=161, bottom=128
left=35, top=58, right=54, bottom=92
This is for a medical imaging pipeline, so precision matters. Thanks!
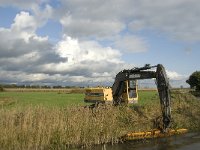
left=0, top=85, right=4, bottom=92
left=186, top=71, right=200, bottom=91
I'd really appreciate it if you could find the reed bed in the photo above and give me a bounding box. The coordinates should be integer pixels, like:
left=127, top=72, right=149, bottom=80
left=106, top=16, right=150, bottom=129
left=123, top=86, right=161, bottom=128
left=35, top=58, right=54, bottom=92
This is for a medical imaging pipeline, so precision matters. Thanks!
left=0, top=105, right=160, bottom=149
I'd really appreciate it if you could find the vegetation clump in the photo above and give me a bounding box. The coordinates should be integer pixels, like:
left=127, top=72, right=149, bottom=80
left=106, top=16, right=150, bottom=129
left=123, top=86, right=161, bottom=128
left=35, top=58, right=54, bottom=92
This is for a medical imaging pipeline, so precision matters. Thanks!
left=186, top=71, right=200, bottom=92
left=0, top=85, right=4, bottom=92
left=170, top=91, right=200, bottom=131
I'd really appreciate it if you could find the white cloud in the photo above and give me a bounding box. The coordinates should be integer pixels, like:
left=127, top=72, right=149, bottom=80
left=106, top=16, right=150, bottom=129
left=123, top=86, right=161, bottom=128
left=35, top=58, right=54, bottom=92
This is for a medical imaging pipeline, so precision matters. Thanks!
left=42, top=35, right=124, bottom=75
left=0, top=11, right=61, bottom=76
left=0, top=12, right=127, bottom=85
left=0, top=0, right=197, bottom=87
left=12, top=11, right=37, bottom=31
left=166, top=70, right=187, bottom=80
left=58, top=0, right=200, bottom=42
left=128, top=0, right=200, bottom=42
left=0, top=70, right=48, bottom=83
left=0, top=0, right=48, bottom=10
left=0, top=10, right=50, bottom=56
left=0, top=10, right=50, bottom=43
left=10, top=11, right=38, bottom=42
left=55, top=35, right=122, bottom=63
left=60, top=15, right=125, bottom=39
left=2, top=0, right=200, bottom=43
left=113, top=35, right=148, bottom=53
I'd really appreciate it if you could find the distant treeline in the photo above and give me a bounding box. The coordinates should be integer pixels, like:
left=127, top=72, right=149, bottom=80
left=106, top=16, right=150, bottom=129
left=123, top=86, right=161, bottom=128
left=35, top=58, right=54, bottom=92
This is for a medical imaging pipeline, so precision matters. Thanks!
left=0, top=84, right=84, bottom=89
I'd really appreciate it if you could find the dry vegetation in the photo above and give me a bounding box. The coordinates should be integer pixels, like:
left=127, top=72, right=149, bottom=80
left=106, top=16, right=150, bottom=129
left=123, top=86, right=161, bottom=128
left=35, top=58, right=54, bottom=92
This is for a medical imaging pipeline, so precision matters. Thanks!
left=171, top=91, right=200, bottom=130
left=0, top=97, right=16, bottom=106
left=0, top=91, right=200, bottom=149
left=0, top=86, right=4, bottom=92
left=0, top=106, right=129, bottom=149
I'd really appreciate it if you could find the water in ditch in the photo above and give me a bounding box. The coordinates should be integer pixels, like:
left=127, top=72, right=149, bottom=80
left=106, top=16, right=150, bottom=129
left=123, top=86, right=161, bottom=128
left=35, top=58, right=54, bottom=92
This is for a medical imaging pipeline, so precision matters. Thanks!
left=94, top=132, right=200, bottom=150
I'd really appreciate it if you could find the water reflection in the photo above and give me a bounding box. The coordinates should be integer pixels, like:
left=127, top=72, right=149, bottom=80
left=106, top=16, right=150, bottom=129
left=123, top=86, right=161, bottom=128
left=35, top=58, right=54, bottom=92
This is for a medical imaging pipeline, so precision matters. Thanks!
left=94, top=132, right=200, bottom=150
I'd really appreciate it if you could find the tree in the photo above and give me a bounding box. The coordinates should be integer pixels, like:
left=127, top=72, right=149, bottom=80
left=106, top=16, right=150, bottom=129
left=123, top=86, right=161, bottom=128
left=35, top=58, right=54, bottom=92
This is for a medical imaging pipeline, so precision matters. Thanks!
left=186, top=71, right=200, bottom=91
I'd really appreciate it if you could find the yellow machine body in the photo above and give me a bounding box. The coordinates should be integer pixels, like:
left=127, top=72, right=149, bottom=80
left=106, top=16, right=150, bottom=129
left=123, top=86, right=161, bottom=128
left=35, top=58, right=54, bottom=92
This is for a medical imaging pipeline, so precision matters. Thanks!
left=84, top=87, right=113, bottom=103
left=84, top=80, right=138, bottom=104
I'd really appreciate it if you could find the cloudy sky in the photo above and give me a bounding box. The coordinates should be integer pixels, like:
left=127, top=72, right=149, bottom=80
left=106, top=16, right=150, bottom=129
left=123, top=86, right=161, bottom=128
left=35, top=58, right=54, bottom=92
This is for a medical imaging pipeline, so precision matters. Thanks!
left=0, top=0, right=200, bottom=87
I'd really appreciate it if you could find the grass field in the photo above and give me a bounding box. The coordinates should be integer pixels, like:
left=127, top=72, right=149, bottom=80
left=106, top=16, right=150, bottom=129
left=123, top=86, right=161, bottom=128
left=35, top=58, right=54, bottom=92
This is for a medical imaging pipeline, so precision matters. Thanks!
left=0, top=89, right=200, bottom=149
left=0, top=92, right=85, bottom=107
left=0, top=90, right=158, bottom=108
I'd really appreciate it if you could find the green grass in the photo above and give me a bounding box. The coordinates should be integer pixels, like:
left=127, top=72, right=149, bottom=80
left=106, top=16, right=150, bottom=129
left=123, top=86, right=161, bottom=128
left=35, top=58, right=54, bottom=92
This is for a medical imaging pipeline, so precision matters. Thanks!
left=138, top=90, right=158, bottom=105
left=0, top=92, right=85, bottom=107
left=0, top=90, right=158, bottom=108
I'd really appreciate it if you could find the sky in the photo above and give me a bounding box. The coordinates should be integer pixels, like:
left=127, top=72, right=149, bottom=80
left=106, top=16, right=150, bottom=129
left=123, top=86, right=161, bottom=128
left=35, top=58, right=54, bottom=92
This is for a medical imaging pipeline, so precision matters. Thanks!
left=0, top=0, right=200, bottom=87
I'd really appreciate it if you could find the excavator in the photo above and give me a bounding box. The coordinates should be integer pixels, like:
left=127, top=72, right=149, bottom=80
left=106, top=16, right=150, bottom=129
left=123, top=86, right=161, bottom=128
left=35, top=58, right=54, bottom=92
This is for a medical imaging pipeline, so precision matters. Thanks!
left=84, top=64, right=187, bottom=139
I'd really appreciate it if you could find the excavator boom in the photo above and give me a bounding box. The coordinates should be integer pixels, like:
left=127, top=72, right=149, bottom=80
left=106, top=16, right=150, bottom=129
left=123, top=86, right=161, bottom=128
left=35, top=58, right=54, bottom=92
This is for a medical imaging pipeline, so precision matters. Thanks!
left=112, top=64, right=171, bottom=131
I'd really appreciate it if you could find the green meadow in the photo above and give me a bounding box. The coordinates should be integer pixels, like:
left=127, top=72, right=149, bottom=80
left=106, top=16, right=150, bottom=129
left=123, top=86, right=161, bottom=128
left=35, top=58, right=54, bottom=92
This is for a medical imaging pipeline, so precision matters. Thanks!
left=0, top=92, right=85, bottom=107
left=0, top=90, right=158, bottom=108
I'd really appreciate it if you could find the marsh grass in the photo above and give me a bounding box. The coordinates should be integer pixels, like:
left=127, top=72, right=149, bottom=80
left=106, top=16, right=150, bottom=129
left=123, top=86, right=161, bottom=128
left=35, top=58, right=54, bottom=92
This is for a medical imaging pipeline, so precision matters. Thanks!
left=170, top=91, right=200, bottom=130
left=0, top=104, right=159, bottom=149
left=0, top=91, right=200, bottom=149
left=0, top=97, right=17, bottom=108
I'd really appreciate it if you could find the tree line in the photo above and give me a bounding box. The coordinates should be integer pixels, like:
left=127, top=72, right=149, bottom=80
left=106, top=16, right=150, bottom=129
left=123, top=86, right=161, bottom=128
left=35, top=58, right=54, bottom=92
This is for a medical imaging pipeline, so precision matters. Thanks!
left=0, top=84, right=83, bottom=89
left=1, top=70, right=200, bottom=92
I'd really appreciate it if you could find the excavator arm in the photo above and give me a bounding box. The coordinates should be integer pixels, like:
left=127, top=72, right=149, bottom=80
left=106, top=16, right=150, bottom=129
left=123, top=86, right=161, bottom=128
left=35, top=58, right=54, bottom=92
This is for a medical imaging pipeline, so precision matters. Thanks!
left=112, top=65, right=156, bottom=105
left=156, top=64, right=171, bottom=131
left=112, top=64, right=171, bottom=132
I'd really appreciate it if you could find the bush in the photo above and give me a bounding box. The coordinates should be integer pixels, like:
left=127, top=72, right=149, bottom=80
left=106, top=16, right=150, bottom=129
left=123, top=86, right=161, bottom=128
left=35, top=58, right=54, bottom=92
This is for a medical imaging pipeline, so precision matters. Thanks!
left=0, top=85, right=4, bottom=92
left=186, top=71, right=200, bottom=91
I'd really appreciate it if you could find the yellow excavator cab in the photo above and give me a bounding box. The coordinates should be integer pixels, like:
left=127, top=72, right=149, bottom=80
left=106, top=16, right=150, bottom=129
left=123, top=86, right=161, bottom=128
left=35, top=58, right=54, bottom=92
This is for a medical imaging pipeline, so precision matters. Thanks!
left=122, top=80, right=138, bottom=104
